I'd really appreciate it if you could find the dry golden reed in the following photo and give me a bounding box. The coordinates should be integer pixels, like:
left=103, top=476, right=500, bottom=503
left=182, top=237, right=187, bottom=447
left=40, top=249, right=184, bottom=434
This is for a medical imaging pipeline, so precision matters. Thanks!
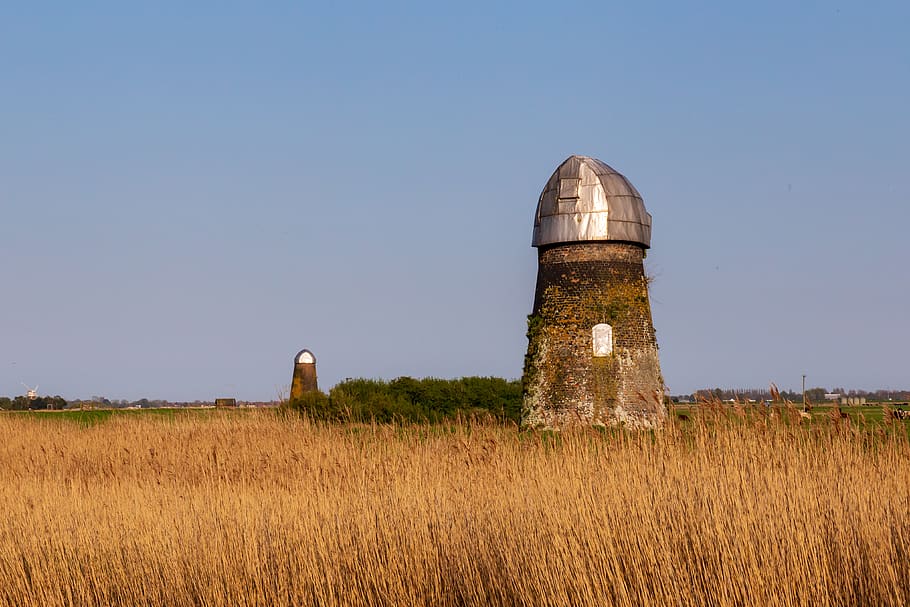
left=0, top=409, right=908, bottom=606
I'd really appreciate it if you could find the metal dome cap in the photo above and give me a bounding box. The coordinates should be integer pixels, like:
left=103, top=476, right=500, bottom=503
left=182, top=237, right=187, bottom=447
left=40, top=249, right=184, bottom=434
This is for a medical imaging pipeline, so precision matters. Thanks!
left=295, top=349, right=316, bottom=364
left=532, top=155, right=652, bottom=248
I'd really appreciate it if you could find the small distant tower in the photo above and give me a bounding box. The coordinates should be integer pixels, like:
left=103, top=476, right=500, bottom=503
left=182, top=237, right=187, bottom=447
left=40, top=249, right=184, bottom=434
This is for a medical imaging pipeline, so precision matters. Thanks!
left=22, top=383, right=38, bottom=401
left=290, top=349, right=318, bottom=400
left=522, top=155, right=664, bottom=428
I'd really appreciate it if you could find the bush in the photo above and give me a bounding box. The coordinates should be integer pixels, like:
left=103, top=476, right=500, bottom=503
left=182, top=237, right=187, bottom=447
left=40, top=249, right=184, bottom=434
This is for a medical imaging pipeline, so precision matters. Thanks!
left=285, top=391, right=338, bottom=420
left=4, top=395, right=68, bottom=410
left=285, top=377, right=523, bottom=424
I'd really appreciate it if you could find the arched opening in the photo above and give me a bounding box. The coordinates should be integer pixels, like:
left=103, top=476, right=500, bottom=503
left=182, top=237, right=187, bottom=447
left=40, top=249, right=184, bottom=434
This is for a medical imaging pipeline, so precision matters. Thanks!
left=592, top=324, right=613, bottom=357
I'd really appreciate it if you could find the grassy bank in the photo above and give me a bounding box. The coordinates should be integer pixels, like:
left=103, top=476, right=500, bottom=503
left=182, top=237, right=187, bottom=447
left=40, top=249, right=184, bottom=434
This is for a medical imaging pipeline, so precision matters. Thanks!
left=1, top=406, right=265, bottom=425
left=1, top=409, right=908, bottom=606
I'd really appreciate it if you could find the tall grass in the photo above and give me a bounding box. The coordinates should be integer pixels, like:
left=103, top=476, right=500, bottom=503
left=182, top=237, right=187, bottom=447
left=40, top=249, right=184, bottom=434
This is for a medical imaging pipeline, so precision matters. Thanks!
left=0, top=408, right=908, bottom=606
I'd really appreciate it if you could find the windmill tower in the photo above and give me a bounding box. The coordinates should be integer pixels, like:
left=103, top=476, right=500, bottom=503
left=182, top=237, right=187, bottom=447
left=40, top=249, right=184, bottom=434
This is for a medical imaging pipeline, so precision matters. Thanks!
left=21, top=383, right=39, bottom=401
left=522, top=155, right=664, bottom=428
left=290, top=349, right=318, bottom=401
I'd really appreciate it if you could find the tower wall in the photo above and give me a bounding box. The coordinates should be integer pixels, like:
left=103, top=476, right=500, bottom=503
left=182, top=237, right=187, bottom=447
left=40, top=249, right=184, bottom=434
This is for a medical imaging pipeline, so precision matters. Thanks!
left=290, top=356, right=318, bottom=400
left=522, top=242, right=664, bottom=428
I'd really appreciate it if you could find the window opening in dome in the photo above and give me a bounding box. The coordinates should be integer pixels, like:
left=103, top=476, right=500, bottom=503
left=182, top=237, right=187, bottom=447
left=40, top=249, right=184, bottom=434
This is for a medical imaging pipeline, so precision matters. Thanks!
left=558, top=178, right=580, bottom=199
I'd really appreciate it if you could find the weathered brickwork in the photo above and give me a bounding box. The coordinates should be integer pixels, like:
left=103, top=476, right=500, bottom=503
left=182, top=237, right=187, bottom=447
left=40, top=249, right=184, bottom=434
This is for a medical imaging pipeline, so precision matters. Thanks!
left=290, top=363, right=318, bottom=400
left=522, top=242, right=664, bottom=428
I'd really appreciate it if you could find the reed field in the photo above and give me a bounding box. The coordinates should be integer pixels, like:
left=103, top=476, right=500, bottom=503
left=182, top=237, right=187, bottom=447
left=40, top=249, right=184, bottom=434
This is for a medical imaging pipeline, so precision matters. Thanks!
left=1, top=407, right=908, bottom=606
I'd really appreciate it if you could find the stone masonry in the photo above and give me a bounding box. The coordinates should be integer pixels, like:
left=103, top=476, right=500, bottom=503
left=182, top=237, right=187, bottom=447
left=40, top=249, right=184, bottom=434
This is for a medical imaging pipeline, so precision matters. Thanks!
left=523, top=242, right=664, bottom=427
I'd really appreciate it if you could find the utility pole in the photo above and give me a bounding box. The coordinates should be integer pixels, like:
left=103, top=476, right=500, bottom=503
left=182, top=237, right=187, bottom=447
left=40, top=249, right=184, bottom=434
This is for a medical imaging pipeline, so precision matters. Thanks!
left=802, top=374, right=807, bottom=408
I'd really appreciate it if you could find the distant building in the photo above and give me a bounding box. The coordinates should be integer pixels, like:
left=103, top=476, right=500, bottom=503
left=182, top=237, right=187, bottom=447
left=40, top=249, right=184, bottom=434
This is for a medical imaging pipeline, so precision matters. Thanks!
left=290, top=349, right=318, bottom=400
left=840, top=397, right=866, bottom=406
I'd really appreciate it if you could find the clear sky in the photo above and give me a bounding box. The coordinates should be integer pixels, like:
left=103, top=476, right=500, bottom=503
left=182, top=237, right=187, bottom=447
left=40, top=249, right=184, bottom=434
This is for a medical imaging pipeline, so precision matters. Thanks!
left=2, top=1, right=908, bottom=401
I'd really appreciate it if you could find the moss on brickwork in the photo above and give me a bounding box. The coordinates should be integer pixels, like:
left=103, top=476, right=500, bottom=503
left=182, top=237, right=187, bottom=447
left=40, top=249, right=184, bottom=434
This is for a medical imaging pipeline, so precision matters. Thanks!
left=591, top=354, right=617, bottom=423
left=522, top=242, right=664, bottom=428
left=521, top=313, right=545, bottom=421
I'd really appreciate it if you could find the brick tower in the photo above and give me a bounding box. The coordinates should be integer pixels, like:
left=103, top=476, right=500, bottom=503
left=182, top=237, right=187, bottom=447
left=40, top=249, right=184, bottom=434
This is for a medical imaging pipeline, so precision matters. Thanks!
left=522, top=155, right=664, bottom=428
left=290, top=349, right=318, bottom=400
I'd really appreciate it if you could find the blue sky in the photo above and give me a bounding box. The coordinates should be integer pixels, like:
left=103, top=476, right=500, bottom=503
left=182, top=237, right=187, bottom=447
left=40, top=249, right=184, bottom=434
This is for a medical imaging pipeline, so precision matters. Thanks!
left=2, top=1, right=908, bottom=400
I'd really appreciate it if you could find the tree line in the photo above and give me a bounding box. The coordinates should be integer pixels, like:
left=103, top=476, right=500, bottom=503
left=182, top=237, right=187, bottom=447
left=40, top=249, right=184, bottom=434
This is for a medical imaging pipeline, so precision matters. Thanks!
left=686, top=387, right=910, bottom=403
left=286, top=376, right=523, bottom=424
left=0, top=396, right=68, bottom=410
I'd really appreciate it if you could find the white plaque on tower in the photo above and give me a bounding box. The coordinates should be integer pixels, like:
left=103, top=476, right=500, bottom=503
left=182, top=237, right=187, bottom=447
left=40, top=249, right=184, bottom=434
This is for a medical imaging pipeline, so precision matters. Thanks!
left=592, top=324, right=613, bottom=357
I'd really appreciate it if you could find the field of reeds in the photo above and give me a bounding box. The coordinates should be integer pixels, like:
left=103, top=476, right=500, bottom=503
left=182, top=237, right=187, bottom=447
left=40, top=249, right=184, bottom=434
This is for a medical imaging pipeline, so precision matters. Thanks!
left=1, top=407, right=908, bottom=606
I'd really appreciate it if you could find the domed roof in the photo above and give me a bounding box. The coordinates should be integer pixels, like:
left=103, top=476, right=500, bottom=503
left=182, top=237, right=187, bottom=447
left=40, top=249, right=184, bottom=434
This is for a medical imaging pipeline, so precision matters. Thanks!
left=532, top=155, right=652, bottom=248
left=295, top=349, right=316, bottom=364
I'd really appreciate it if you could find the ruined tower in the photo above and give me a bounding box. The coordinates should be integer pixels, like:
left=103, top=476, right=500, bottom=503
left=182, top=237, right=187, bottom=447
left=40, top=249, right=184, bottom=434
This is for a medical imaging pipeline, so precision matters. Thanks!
left=522, top=155, right=664, bottom=428
left=290, top=349, right=318, bottom=400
